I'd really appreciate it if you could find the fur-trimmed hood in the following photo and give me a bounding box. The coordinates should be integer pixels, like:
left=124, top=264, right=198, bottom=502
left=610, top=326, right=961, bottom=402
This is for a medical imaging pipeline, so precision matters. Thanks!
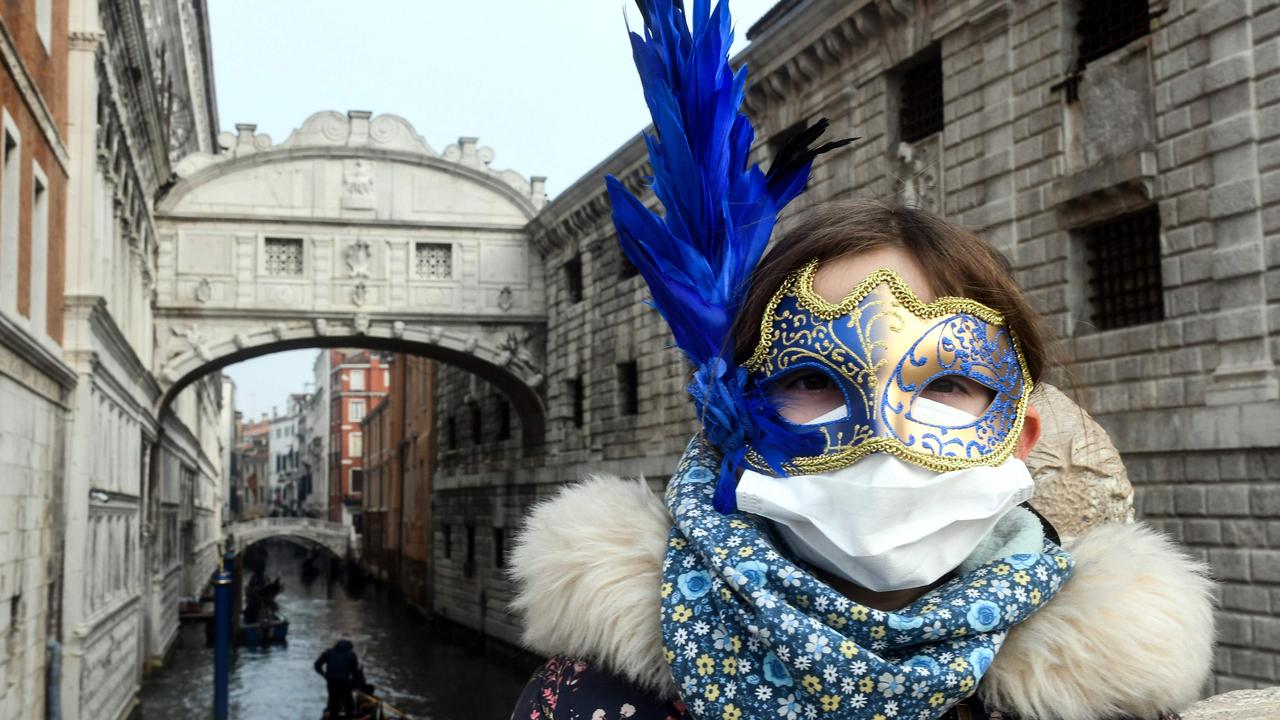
left=510, top=475, right=1216, bottom=720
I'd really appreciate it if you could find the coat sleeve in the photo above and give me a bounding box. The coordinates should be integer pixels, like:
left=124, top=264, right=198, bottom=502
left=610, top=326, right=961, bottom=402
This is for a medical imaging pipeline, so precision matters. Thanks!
left=510, top=655, right=685, bottom=720
left=314, top=651, right=327, bottom=677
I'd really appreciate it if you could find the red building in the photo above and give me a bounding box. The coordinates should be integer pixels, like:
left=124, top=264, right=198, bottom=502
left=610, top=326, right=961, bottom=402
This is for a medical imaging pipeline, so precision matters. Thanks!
left=327, top=349, right=390, bottom=526
left=361, top=354, right=438, bottom=610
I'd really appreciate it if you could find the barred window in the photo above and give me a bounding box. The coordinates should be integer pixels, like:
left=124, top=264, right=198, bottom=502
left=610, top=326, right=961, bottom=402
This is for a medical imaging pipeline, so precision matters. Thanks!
left=565, top=255, right=584, bottom=304
left=1084, top=207, right=1164, bottom=331
left=897, top=45, right=944, bottom=144
left=618, top=361, right=639, bottom=416
left=265, top=238, right=303, bottom=276
left=464, top=525, right=475, bottom=579
left=496, top=397, right=512, bottom=441
left=568, top=377, right=584, bottom=428
left=469, top=401, right=482, bottom=444
left=1078, top=0, right=1150, bottom=66
left=415, top=242, right=452, bottom=280
left=618, top=248, right=639, bottom=279
left=493, top=527, right=507, bottom=569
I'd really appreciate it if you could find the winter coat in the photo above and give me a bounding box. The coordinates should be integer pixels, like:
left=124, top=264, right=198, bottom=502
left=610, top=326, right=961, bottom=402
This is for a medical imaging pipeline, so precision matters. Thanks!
left=507, top=476, right=1216, bottom=720
left=315, top=640, right=361, bottom=685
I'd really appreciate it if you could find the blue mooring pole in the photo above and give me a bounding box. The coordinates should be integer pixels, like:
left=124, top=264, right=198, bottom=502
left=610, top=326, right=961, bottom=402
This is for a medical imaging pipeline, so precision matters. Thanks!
left=213, top=549, right=235, bottom=719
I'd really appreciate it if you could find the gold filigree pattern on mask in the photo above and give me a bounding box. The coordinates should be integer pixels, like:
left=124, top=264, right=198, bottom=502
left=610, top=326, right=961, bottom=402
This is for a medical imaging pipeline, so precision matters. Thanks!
left=743, top=260, right=1033, bottom=475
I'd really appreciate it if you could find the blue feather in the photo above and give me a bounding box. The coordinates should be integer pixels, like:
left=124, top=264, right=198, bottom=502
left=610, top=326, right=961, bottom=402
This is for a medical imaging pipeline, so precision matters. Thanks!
left=608, top=0, right=838, bottom=512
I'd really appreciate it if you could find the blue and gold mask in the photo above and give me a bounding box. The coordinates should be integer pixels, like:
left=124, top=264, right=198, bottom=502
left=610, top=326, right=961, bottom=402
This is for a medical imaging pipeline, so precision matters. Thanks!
left=743, top=260, right=1032, bottom=475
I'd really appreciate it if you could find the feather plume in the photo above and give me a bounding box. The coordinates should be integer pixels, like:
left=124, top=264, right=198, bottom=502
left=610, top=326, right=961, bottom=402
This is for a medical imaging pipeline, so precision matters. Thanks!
left=607, top=0, right=850, bottom=511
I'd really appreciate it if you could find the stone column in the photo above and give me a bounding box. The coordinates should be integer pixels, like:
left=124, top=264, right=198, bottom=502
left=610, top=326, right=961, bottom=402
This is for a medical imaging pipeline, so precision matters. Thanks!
left=1201, top=0, right=1278, bottom=404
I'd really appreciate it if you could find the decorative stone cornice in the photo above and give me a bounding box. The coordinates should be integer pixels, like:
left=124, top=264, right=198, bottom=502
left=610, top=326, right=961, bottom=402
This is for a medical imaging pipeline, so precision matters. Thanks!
left=0, top=309, right=77, bottom=392
left=103, top=0, right=172, bottom=189
left=740, top=0, right=904, bottom=114
left=165, top=111, right=546, bottom=215
left=81, top=295, right=163, bottom=399
left=0, top=17, right=71, bottom=171
left=527, top=134, right=652, bottom=257
left=68, top=30, right=105, bottom=52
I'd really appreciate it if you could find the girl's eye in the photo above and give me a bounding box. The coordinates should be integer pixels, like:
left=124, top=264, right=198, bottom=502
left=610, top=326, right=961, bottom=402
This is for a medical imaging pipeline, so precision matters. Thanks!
left=924, top=377, right=965, bottom=395
left=787, top=372, right=833, bottom=392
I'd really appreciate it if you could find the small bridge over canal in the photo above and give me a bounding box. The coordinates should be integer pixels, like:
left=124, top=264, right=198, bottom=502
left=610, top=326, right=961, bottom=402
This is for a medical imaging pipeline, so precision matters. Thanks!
left=225, top=517, right=354, bottom=558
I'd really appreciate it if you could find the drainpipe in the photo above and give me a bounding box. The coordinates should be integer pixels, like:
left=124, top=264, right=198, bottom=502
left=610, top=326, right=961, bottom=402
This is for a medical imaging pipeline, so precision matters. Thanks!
left=46, top=638, right=61, bottom=720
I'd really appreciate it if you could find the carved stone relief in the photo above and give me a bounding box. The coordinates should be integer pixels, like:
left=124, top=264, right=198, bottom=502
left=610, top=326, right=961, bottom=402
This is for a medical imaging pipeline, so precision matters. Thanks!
left=169, top=325, right=210, bottom=361
left=344, top=238, right=371, bottom=278
left=1024, top=383, right=1136, bottom=539
left=342, top=159, right=376, bottom=210
left=893, top=136, right=940, bottom=211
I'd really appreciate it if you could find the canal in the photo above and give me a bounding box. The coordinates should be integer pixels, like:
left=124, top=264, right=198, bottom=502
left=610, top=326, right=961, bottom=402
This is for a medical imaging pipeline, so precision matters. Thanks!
left=139, top=543, right=534, bottom=719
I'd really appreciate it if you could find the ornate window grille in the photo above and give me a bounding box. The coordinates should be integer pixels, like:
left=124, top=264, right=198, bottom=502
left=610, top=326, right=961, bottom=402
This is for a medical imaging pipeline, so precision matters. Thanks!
left=1084, top=207, right=1164, bottom=331
left=414, top=242, right=452, bottom=280
left=264, top=238, right=303, bottom=276
left=898, top=45, right=944, bottom=144
left=1078, top=0, right=1150, bottom=66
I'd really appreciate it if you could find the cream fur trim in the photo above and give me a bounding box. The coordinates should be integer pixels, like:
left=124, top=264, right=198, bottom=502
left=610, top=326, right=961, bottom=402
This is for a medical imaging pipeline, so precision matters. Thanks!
left=980, top=522, right=1217, bottom=719
left=510, top=476, right=1216, bottom=715
left=508, top=475, right=679, bottom=699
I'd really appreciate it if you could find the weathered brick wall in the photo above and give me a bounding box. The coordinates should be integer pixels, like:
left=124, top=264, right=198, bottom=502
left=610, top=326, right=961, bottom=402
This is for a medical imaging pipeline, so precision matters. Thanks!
left=433, top=0, right=1280, bottom=691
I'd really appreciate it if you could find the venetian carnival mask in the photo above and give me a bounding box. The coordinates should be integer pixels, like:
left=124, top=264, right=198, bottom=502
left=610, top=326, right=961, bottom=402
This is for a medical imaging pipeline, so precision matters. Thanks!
left=742, top=259, right=1033, bottom=476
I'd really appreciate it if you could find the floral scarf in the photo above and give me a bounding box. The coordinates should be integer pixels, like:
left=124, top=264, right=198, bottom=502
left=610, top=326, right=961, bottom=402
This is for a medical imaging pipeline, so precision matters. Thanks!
left=660, top=437, right=1074, bottom=720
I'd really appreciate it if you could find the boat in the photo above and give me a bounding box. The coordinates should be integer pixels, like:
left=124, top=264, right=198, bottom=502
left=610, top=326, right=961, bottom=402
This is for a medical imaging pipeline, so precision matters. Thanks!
left=237, top=613, right=289, bottom=646
left=319, top=688, right=412, bottom=719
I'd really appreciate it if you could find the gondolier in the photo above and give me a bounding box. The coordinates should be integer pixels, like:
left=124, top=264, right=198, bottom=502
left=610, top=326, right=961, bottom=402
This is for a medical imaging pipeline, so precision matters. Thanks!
left=315, top=638, right=361, bottom=719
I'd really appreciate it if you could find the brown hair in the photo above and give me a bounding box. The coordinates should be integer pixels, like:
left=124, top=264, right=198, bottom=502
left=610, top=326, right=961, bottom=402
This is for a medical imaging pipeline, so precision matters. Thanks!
left=730, top=199, right=1058, bottom=384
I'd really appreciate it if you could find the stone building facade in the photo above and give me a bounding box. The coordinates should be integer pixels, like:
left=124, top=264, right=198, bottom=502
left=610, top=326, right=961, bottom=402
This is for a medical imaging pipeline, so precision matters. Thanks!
left=328, top=349, right=391, bottom=527
left=56, top=0, right=224, bottom=718
left=0, top=0, right=74, bottom=718
left=431, top=0, right=1280, bottom=693
left=361, top=354, right=438, bottom=612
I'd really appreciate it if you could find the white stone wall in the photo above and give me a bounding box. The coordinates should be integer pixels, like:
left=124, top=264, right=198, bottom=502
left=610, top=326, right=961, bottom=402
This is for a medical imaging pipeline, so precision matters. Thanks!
left=53, top=0, right=222, bottom=716
left=0, top=365, right=63, bottom=720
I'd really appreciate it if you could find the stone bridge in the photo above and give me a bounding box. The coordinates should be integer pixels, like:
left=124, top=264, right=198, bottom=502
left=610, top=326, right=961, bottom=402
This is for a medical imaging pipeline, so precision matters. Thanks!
left=225, top=517, right=354, bottom=558
left=150, top=110, right=550, bottom=445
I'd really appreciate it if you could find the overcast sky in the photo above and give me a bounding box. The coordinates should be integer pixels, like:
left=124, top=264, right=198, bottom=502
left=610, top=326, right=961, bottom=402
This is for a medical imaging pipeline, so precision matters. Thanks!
left=212, top=0, right=779, bottom=419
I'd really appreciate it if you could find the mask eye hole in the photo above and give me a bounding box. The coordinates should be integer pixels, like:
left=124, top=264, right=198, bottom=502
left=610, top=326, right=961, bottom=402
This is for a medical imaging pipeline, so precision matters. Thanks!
left=765, top=367, right=848, bottom=425
left=919, top=375, right=997, bottom=418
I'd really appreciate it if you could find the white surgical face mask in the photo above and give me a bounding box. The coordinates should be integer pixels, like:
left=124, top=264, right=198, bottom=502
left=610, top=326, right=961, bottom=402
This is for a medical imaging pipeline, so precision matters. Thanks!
left=735, top=399, right=1035, bottom=592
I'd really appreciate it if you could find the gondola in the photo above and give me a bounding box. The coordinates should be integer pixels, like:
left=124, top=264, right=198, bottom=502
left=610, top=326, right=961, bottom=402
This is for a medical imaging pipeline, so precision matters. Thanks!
left=319, top=688, right=412, bottom=719
left=236, top=612, right=289, bottom=645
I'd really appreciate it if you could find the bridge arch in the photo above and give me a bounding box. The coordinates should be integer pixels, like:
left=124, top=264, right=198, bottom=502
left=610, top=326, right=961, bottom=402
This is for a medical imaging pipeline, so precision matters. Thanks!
left=226, top=518, right=354, bottom=560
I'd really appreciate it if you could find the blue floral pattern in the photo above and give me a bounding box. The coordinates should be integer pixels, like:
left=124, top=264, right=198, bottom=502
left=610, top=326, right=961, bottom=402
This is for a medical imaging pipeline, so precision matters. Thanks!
left=660, top=438, right=1074, bottom=720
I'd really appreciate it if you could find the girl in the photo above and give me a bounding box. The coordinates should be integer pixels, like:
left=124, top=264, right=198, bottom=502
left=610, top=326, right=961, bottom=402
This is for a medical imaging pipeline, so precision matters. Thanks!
left=510, top=3, right=1214, bottom=718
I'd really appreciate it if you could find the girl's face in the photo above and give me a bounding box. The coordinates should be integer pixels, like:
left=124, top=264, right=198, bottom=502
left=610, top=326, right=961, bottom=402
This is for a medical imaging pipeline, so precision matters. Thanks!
left=770, top=246, right=997, bottom=424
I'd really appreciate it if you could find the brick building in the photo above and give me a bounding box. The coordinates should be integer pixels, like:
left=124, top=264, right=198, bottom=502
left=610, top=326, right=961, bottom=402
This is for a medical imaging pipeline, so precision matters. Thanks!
left=361, top=354, right=439, bottom=613
left=328, top=349, right=391, bottom=526
left=0, top=1, right=72, bottom=717
left=430, top=0, right=1280, bottom=692
left=237, top=416, right=272, bottom=519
